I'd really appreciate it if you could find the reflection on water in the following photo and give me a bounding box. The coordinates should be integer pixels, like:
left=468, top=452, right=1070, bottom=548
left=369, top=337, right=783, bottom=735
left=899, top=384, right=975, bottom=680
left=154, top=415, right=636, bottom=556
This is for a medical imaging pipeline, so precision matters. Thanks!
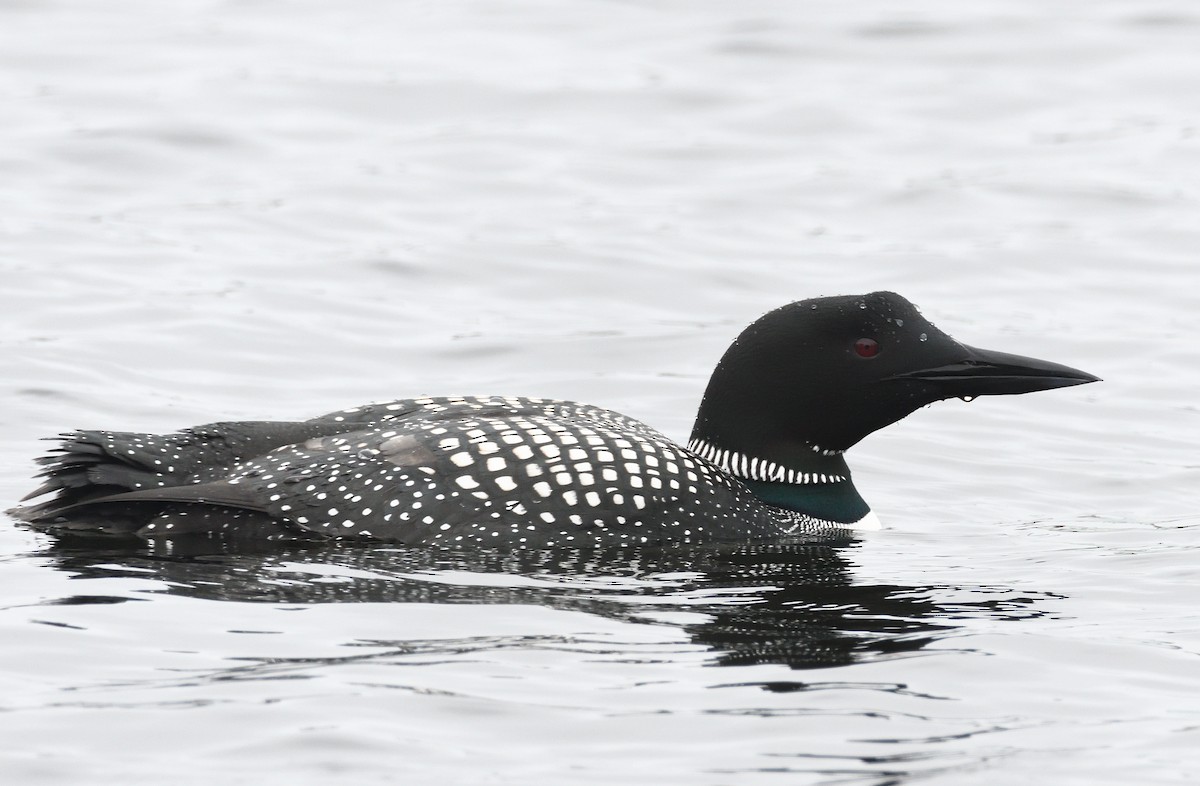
left=32, top=532, right=1062, bottom=672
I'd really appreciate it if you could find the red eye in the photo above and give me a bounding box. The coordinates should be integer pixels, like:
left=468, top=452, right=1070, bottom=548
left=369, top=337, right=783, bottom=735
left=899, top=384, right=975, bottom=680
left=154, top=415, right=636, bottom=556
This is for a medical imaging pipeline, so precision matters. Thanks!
left=854, top=338, right=880, bottom=358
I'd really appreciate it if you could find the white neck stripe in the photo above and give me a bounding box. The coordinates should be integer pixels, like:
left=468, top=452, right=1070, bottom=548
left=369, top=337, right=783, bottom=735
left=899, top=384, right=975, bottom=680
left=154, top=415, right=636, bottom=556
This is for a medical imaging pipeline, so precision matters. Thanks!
left=687, top=439, right=846, bottom=485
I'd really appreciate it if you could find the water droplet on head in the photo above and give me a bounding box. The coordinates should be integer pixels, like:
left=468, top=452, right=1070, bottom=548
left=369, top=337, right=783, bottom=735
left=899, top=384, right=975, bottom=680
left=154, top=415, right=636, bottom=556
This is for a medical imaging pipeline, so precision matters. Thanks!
left=895, top=318, right=904, bottom=327
left=959, top=395, right=977, bottom=403
left=858, top=302, right=867, bottom=309
left=918, top=332, right=928, bottom=342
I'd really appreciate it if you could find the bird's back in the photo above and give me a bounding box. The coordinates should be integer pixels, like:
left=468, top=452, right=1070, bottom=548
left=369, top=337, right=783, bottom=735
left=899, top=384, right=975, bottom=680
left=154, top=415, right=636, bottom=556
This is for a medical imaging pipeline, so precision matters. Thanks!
left=16, top=396, right=823, bottom=546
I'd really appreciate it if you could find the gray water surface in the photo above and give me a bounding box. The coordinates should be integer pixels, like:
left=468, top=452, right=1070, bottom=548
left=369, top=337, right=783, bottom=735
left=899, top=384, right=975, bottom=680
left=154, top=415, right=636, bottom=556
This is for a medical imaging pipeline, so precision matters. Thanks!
left=2, top=2, right=1198, bottom=784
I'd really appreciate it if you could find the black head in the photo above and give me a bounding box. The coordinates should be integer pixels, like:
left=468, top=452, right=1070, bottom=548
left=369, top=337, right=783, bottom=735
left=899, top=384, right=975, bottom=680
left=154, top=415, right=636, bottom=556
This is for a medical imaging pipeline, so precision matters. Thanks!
left=691, top=291, right=1098, bottom=457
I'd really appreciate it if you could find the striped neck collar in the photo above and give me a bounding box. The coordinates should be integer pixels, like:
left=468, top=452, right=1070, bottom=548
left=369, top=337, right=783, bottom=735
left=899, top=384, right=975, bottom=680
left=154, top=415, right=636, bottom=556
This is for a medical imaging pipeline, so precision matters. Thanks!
left=686, top=438, right=848, bottom=485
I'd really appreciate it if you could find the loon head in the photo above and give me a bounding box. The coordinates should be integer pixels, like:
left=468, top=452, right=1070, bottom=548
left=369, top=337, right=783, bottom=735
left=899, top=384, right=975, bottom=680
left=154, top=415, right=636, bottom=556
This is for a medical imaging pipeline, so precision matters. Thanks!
left=689, top=291, right=1098, bottom=525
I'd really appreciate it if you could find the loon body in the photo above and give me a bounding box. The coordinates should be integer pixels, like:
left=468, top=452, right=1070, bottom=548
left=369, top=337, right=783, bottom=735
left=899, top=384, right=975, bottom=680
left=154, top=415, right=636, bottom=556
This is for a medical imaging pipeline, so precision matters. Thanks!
left=13, top=292, right=1097, bottom=547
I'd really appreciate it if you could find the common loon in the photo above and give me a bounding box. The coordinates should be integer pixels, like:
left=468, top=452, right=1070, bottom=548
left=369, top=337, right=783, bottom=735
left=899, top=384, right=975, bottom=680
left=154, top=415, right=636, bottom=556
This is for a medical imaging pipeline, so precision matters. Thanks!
left=12, top=292, right=1098, bottom=547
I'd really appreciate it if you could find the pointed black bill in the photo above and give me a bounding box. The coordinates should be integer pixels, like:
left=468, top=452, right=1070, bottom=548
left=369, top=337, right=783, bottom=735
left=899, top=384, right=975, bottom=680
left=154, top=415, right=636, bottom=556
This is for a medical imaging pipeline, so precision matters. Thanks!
left=888, top=344, right=1100, bottom=397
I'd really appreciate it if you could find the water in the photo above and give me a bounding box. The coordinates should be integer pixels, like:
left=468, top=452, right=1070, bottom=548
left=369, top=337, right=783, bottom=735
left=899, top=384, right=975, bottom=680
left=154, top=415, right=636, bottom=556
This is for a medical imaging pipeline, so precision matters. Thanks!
left=2, top=1, right=1199, bottom=783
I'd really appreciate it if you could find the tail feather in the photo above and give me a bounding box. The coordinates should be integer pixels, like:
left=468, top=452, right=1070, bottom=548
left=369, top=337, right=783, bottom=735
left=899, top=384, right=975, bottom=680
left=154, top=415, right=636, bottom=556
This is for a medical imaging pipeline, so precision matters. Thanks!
left=17, top=431, right=178, bottom=515
left=17, top=420, right=329, bottom=511
left=14, top=419, right=346, bottom=538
